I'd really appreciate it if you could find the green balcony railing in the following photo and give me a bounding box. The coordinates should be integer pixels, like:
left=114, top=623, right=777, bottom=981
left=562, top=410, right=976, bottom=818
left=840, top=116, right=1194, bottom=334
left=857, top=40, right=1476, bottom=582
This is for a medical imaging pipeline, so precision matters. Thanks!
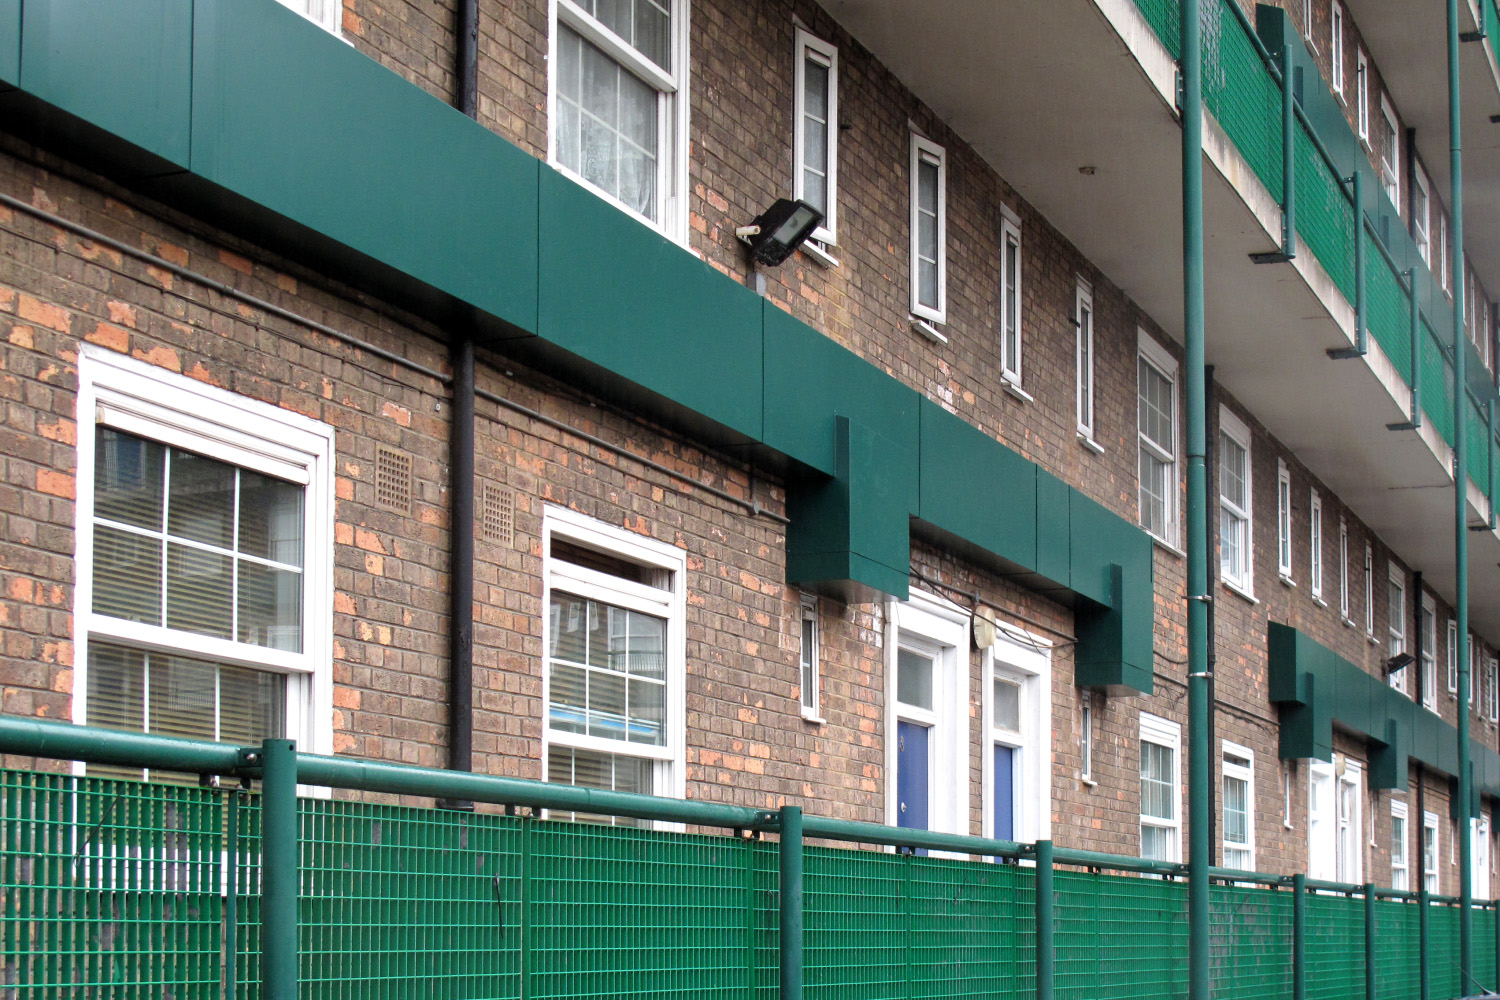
left=1134, top=0, right=1500, bottom=523
left=4, top=717, right=1500, bottom=999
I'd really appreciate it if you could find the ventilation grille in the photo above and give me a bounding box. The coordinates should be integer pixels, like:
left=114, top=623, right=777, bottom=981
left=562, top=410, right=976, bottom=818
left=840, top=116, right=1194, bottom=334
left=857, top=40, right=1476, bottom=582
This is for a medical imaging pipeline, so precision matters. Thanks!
left=483, top=484, right=515, bottom=545
left=375, top=446, right=412, bottom=513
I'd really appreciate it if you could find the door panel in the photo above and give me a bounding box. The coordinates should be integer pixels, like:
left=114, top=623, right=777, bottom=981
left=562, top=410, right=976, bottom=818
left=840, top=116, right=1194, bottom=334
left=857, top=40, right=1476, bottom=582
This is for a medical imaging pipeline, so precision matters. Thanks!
left=993, top=744, right=1015, bottom=841
left=897, top=719, right=930, bottom=834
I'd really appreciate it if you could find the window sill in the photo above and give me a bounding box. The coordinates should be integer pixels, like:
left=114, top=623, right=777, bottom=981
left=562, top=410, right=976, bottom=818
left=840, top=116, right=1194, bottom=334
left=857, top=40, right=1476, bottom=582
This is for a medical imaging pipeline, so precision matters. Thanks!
left=800, top=711, right=826, bottom=725
left=1002, top=379, right=1033, bottom=403
left=1342, top=616, right=1356, bottom=628
left=1279, top=574, right=1297, bottom=589
left=1368, top=635, right=1381, bottom=646
left=911, top=317, right=947, bottom=344
left=800, top=239, right=840, bottom=269
left=1151, top=535, right=1185, bottom=559
left=1080, top=776, right=1098, bottom=789
left=1077, top=432, right=1105, bottom=455
left=1311, top=595, right=1328, bottom=608
left=1222, top=580, right=1258, bottom=605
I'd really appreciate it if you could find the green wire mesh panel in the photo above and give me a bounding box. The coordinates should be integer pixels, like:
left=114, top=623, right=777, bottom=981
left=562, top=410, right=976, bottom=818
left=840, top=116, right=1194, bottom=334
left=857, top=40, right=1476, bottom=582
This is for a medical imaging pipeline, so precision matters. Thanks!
left=0, top=769, right=226, bottom=998
left=1430, top=901, right=1462, bottom=1000
left=1295, top=124, right=1357, bottom=306
left=1055, top=869, right=1187, bottom=1000
left=1464, top=398, right=1493, bottom=505
left=1209, top=881, right=1292, bottom=1000
left=1366, top=240, right=1414, bottom=387
left=804, top=845, right=907, bottom=998
left=1477, top=905, right=1499, bottom=994
left=1372, top=897, right=1420, bottom=1000
left=1304, top=891, right=1365, bottom=1000
left=528, top=819, right=769, bottom=999
left=1203, top=0, right=1283, bottom=204
left=1419, top=319, right=1456, bottom=446
left=297, top=798, right=522, bottom=1000
left=1130, top=0, right=1181, bottom=58
left=232, top=790, right=263, bottom=1000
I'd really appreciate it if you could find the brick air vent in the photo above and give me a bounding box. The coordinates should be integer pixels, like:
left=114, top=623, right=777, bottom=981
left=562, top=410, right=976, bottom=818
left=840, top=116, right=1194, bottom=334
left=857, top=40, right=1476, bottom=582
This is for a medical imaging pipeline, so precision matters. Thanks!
left=375, top=446, right=412, bottom=513
left=483, top=484, right=515, bottom=545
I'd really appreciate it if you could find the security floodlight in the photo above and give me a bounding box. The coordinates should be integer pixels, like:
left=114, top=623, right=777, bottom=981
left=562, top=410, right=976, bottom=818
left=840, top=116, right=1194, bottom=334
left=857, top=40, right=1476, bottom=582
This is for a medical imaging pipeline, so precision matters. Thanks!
left=736, top=198, right=824, bottom=266
left=1384, top=652, right=1415, bottom=675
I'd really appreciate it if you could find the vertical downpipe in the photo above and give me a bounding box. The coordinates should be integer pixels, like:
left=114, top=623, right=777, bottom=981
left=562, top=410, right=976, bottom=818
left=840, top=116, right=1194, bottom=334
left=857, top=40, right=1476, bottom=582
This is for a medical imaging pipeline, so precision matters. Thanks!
left=1035, top=840, right=1055, bottom=1000
left=1181, top=2, right=1212, bottom=1000
left=260, top=739, right=298, bottom=1000
left=445, top=337, right=476, bottom=800
left=1449, top=0, right=1474, bottom=984
left=457, top=0, right=479, bottom=119
left=779, top=806, right=803, bottom=1000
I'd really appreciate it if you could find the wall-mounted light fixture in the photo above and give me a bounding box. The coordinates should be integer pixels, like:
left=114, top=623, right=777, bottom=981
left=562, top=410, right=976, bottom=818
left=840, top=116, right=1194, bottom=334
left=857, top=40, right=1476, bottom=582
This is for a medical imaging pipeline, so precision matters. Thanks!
left=736, top=198, right=824, bottom=266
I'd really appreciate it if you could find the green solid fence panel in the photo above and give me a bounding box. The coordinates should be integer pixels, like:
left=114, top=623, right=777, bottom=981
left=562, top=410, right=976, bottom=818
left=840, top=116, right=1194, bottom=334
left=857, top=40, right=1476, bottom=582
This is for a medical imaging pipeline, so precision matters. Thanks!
left=1054, top=869, right=1187, bottom=1000
left=0, top=770, right=225, bottom=998
left=1304, top=892, right=1365, bottom=1000
left=1209, top=881, right=1292, bottom=1000
left=1373, top=897, right=1421, bottom=1000
left=1204, top=1, right=1284, bottom=204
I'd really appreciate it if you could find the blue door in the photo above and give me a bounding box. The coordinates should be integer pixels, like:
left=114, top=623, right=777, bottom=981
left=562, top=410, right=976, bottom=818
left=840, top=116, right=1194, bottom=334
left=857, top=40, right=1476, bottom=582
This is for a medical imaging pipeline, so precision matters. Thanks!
left=897, top=720, right=930, bottom=835
left=993, top=745, right=1015, bottom=841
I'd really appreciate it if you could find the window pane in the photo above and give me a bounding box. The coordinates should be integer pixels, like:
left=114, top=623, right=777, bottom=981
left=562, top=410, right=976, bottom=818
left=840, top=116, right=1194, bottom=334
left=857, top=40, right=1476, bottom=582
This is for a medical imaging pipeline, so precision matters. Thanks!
left=239, top=470, right=304, bottom=566
left=1220, top=435, right=1247, bottom=509
left=1141, top=741, right=1175, bottom=821
left=802, top=57, right=831, bottom=216
left=994, top=678, right=1021, bottom=732
left=557, top=26, right=659, bottom=220
left=548, top=592, right=667, bottom=748
left=148, top=652, right=217, bottom=741
left=87, top=641, right=146, bottom=735
left=626, top=676, right=665, bottom=744
left=1141, top=449, right=1168, bottom=538
left=587, top=668, right=628, bottom=740
left=237, top=562, right=303, bottom=652
left=1004, top=237, right=1020, bottom=364
left=1142, top=824, right=1175, bottom=862
left=897, top=649, right=933, bottom=711
left=93, top=525, right=162, bottom=625
left=547, top=745, right=653, bottom=826
left=166, top=450, right=235, bottom=549
left=95, top=428, right=164, bottom=529
left=550, top=662, right=589, bottom=734
left=1223, top=775, right=1249, bottom=844
left=166, top=542, right=232, bottom=640
left=218, top=661, right=286, bottom=746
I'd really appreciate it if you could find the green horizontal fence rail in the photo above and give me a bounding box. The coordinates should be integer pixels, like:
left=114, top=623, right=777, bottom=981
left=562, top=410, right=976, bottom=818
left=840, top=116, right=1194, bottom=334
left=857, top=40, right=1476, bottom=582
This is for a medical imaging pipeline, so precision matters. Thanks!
left=4, top=719, right=1500, bottom=999
left=1134, top=0, right=1500, bottom=511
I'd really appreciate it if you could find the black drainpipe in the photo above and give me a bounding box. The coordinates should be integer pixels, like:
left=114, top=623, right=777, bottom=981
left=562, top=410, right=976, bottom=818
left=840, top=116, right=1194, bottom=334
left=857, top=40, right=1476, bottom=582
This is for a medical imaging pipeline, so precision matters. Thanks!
left=439, top=0, right=480, bottom=806
left=1415, top=571, right=1425, bottom=706
left=1205, top=365, right=1219, bottom=863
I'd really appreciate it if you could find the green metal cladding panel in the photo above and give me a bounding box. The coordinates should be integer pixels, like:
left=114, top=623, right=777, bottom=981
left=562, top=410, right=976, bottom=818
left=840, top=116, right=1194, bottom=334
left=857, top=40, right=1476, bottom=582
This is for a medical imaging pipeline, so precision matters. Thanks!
left=19, top=0, right=191, bottom=167
left=1035, top=470, right=1071, bottom=586
left=762, top=301, right=918, bottom=491
left=916, top=399, right=1037, bottom=571
left=537, top=167, right=763, bottom=442
left=190, top=0, right=539, bottom=333
left=0, top=0, right=19, bottom=86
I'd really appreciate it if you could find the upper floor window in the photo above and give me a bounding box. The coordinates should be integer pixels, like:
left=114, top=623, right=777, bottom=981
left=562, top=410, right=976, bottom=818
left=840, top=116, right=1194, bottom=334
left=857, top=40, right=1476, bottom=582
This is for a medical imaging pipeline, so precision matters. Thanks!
left=1302, top=0, right=1314, bottom=41
left=1277, top=460, right=1293, bottom=580
left=1076, top=279, right=1097, bottom=442
left=1138, top=333, right=1179, bottom=545
left=910, top=134, right=947, bottom=325
left=1222, top=742, right=1255, bottom=871
left=1388, top=565, right=1407, bottom=695
left=1413, top=168, right=1431, bottom=266
left=1000, top=214, right=1024, bottom=386
left=1331, top=3, right=1345, bottom=96
left=543, top=505, right=686, bottom=820
left=794, top=28, right=838, bottom=247
left=1379, top=97, right=1400, bottom=207
left=1140, top=713, right=1182, bottom=863
left=1339, top=517, right=1351, bottom=621
left=551, top=0, right=687, bottom=236
left=1310, top=490, right=1325, bottom=602
left=799, top=592, right=821, bottom=721
left=1219, top=408, right=1253, bottom=595
left=1356, top=50, right=1369, bottom=142
left=1488, top=655, right=1499, bottom=723
left=1440, top=214, right=1452, bottom=294
left=1364, top=543, right=1375, bottom=638
left=1423, top=811, right=1440, bottom=892
left=276, top=0, right=340, bottom=32
left=76, top=347, right=334, bottom=776
left=1391, top=800, right=1410, bottom=891
left=1421, top=594, right=1437, bottom=711
left=1449, top=618, right=1460, bottom=694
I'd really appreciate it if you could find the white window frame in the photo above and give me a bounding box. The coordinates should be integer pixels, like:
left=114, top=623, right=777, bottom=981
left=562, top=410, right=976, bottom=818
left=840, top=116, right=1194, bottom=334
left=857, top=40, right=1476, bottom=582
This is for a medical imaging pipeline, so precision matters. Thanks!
left=799, top=592, right=822, bottom=722
left=1379, top=95, right=1401, bottom=207
left=547, top=0, right=691, bottom=240
left=1303, top=0, right=1314, bottom=42
left=73, top=345, right=335, bottom=760
left=1421, top=593, right=1438, bottom=711
left=1449, top=619, right=1461, bottom=694
left=1391, top=799, right=1410, bottom=891
left=1000, top=213, right=1024, bottom=387
left=981, top=622, right=1053, bottom=845
left=886, top=590, right=970, bottom=838
left=1219, top=407, right=1254, bottom=597
left=1424, top=810, right=1441, bottom=892
left=1364, top=543, right=1375, bottom=638
left=793, top=27, right=838, bottom=247
left=909, top=133, right=947, bottom=325
left=275, top=0, right=341, bottom=33
left=1339, top=517, right=1351, bottom=621
left=1475, top=815, right=1492, bottom=900
left=1076, top=278, right=1097, bottom=443
left=1414, top=167, right=1432, bottom=266
left=540, top=505, right=688, bottom=809
left=1308, top=759, right=1336, bottom=880
left=1331, top=2, right=1345, bottom=96
left=1138, top=332, right=1179, bottom=546
left=1441, top=214, right=1452, bottom=294
left=1472, top=635, right=1479, bottom=707
left=1488, top=656, right=1499, bottom=723
left=1389, top=564, right=1407, bottom=694
left=1356, top=50, right=1370, bottom=141
left=1081, top=693, right=1095, bottom=784
left=1277, top=460, right=1294, bottom=581
left=1337, top=759, right=1364, bottom=883
left=1140, top=713, right=1183, bottom=863
left=1310, top=490, right=1325, bottom=602
left=1222, top=741, right=1256, bottom=871
left=1284, top=761, right=1294, bottom=829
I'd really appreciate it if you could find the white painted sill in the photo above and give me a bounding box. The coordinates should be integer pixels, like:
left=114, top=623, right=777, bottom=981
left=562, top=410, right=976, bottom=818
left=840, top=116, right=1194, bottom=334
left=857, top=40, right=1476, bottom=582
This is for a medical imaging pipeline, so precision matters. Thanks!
left=1002, top=379, right=1033, bottom=403
left=800, top=240, right=840, bottom=268
left=1222, top=580, right=1258, bottom=605
left=911, top=317, right=947, bottom=343
left=1077, top=432, right=1105, bottom=455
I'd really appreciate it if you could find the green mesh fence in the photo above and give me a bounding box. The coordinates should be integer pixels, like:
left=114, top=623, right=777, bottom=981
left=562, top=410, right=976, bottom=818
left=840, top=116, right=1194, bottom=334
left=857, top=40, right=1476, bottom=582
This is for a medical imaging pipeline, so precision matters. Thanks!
left=1465, top=397, right=1493, bottom=505
left=1420, top=319, right=1456, bottom=445
left=1295, top=122, right=1358, bottom=304
left=1431, top=901, right=1463, bottom=1000
left=1305, top=891, right=1365, bottom=1000
left=1, top=769, right=227, bottom=998
left=1133, top=0, right=1181, bottom=58
left=1055, top=869, right=1188, bottom=999
left=1210, top=880, right=1292, bottom=1000
left=1204, top=3, right=1283, bottom=204
left=1367, top=239, right=1415, bottom=386
left=1373, top=896, right=1420, bottom=1000
left=1478, top=905, right=1499, bottom=994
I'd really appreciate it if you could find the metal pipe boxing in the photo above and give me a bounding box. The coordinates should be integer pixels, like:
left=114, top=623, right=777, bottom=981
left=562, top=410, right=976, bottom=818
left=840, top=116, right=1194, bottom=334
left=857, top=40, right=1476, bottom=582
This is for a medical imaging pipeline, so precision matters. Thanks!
left=779, top=805, right=803, bottom=1000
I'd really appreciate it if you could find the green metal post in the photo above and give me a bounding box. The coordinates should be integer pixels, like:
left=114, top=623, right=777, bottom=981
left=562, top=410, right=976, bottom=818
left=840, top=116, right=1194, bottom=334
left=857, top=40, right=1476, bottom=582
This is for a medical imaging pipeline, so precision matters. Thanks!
left=779, top=805, right=803, bottom=1000
left=260, top=739, right=298, bottom=1000
left=226, top=789, right=239, bottom=1000
left=1036, top=840, right=1055, bottom=1000
left=1293, top=874, right=1307, bottom=1000
left=1365, top=883, right=1377, bottom=1000
left=1420, top=887, right=1431, bottom=1000
left=1450, top=0, right=1475, bottom=986
left=1181, top=2, right=1212, bottom=1000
